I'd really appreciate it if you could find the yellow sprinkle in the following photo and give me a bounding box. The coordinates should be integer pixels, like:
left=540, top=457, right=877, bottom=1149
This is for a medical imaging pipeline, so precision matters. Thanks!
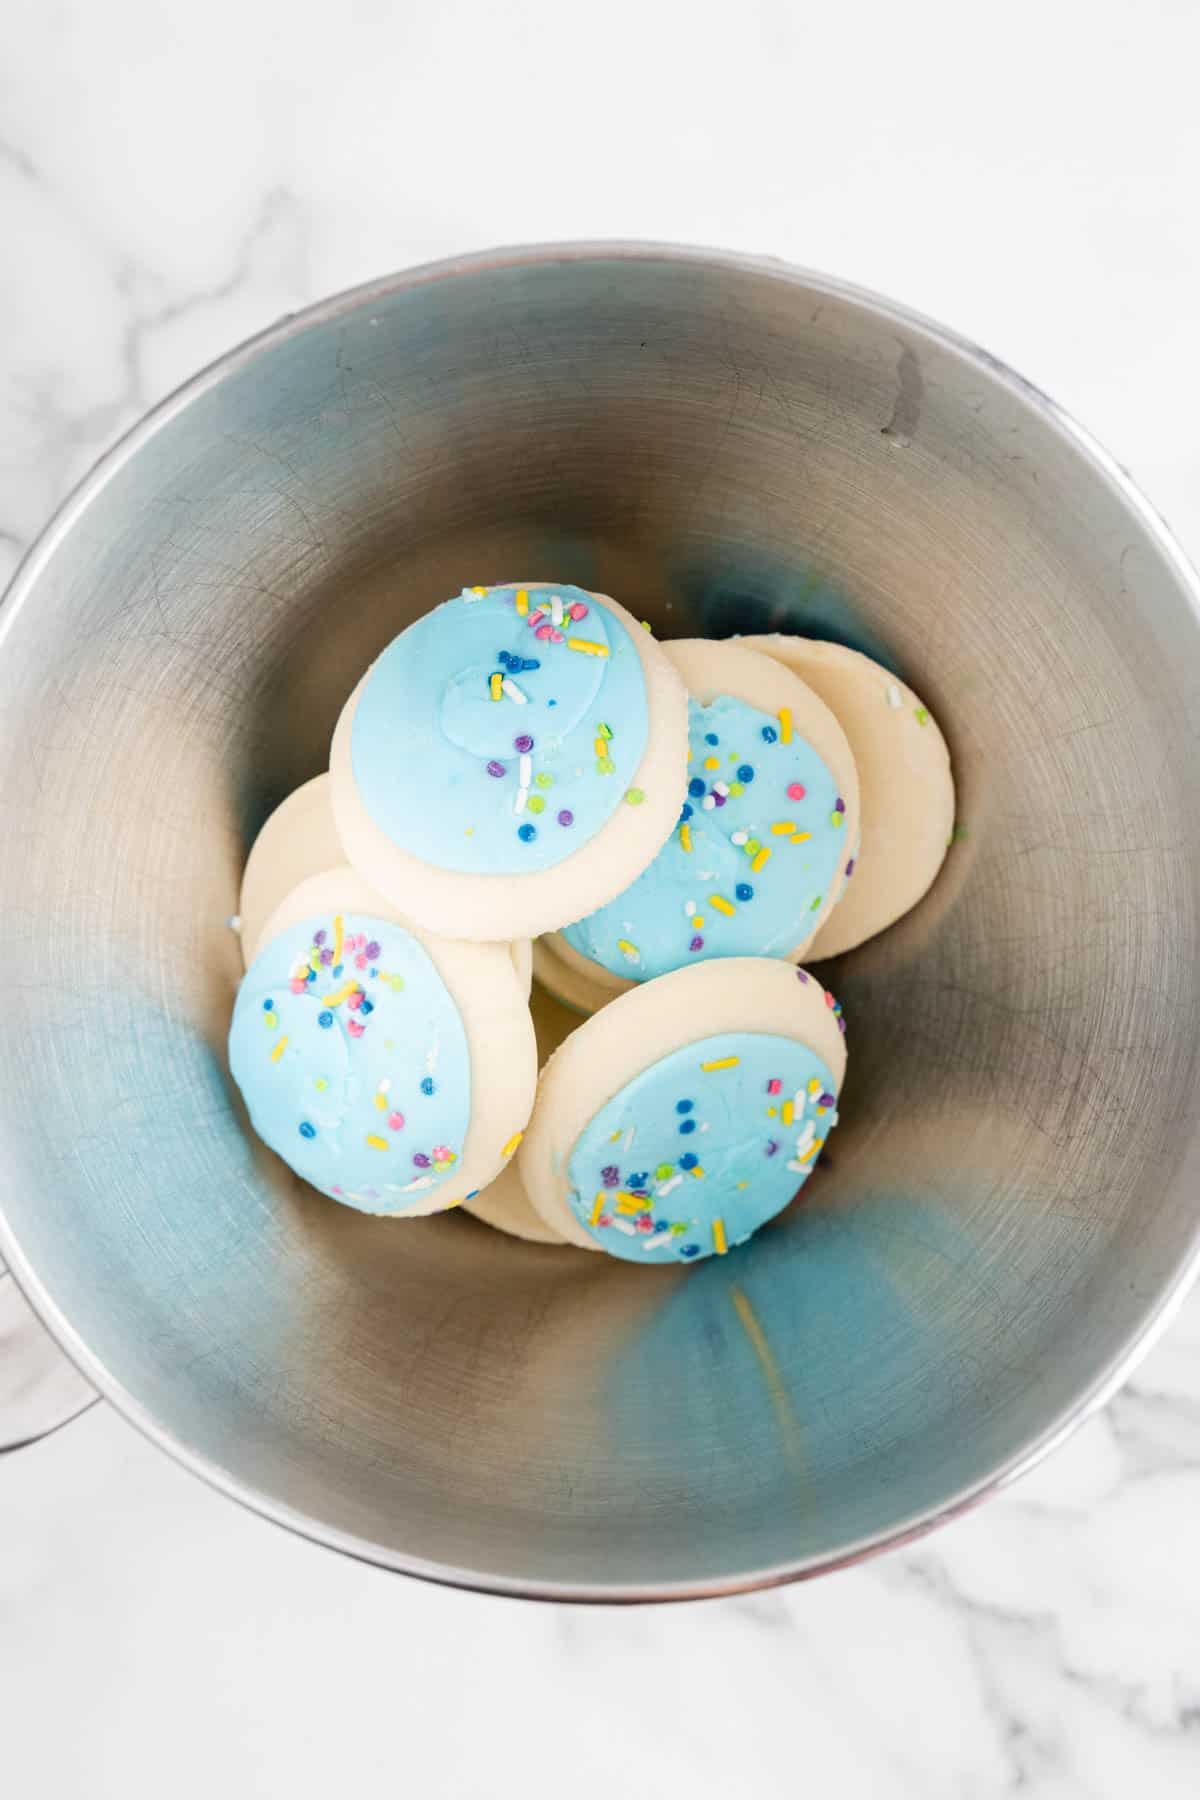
left=771, top=821, right=796, bottom=836
left=709, top=894, right=736, bottom=917
left=471, top=585, right=488, bottom=595
left=333, top=914, right=344, bottom=963
left=713, top=1218, right=728, bottom=1255
left=703, top=756, right=719, bottom=771
left=322, top=980, right=359, bottom=1007
left=736, top=1181, right=749, bottom=1191
left=701, top=1055, right=740, bottom=1072
left=800, top=1137, right=824, bottom=1163
left=767, top=1107, right=778, bottom=1118
left=692, top=915, right=705, bottom=930
left=781, top=1100, right=794, bottom=1127
left=609, top=1130, right=622, bottom=1143
left=366, top=1134, right=389, bottom=1150
left=792, top=831, right=813, bottom=844
left=680, top=823, right=693, bottom=852
left=567, top=639, right=609, bottom=657
left=779, top=707, right=792, bottom=743
left=594, top=737, right=607, bottom=758
left=516, top=589, right=529, bottom=616
left=264, top=1011, right=279, bottom=1031
left=590, top=1192, right=607, bottom=1226
left=617, top=938, right=639, bottom=960
left=270, top=1034, right=289, bottom=1063
left=491, top=671, right=505, bottom=701
left=751, top=846, right=771, bottom=875
left=501, top=1131, right=524, bottom=1159
left=616, top=1191, right=652, bottom=1214
left=689, top=1165, right=705, bottom=1179
left=314, top=1076, right=328, bottom=1091
left=374, top=1091, right=387, bottom=1112
left=808, top=1078, right=821, bottom=1096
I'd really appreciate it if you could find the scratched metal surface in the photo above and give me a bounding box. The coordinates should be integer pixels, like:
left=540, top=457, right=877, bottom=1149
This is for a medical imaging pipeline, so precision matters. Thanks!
left=1, top=246, right=1199, bottom=1596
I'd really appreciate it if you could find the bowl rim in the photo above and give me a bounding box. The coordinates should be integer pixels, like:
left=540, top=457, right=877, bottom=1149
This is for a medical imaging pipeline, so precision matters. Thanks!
left=3, top=238, right=1200, bottom=1603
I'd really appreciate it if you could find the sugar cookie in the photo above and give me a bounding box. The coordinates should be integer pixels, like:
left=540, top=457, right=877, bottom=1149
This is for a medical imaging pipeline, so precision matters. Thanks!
left=518, top=958, right=847, bottom=1263
left=744, top=636, right=954, bottom=958
left=329, top=583, right=688, bottom=941
left=238, top=775, right=532, bottom=991
left=547, top=639, right=859, bottom=999
left=229, top=870, right=536, bottom=1217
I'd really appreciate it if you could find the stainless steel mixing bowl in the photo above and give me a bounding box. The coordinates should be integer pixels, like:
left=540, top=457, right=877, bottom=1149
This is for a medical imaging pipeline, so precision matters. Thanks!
left=3, top=244, right=1200, bottom=1600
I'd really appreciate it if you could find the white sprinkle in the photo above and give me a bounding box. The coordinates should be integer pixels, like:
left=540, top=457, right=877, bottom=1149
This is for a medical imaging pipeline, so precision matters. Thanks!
left=656, top=1174, right=683, bottom=1197
left=642, top=1232, right=677, bottom=1252
left=698, top=1121, right=710, bottom=1133
left=702, top=795, right=716, bottom=811
left=611, top=1218, right=638, bottom=1237
left=731, top=830, right=749, bottom=846
left=228, top=914, right=242, bottom=931
left=795, top=1122, right=815, bottom=1154
left=519, top=752, right=532, bottom=788
left=401, top=1176, right=435, bottom=1192
left=426, top=1034, right=440, bottom=1076
left=550, top=594, right=564, bottom=626
left=502, top=677, right=528, bottom=704
left=885, top=683, right=902, bottom=708
left=513, top=785, right=528, bottom=815
left=713, top=781, right=729, bottom=797
left=380, top=1078, right=392, bottom=1094
left=623, top=1127, right=636, bottom=1152
left=786, top=1159, right=805, bottom=1173
left=685, top=900, right=696, bottom=917
left=461, top=587, right=485, bottom=603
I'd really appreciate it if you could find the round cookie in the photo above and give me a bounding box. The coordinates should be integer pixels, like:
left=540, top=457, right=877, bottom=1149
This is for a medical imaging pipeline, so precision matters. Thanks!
left=744, top=636, right=954, bottom=959
left=531, top=933, right=616, bottom=1018
left=550, top=639, right=859, bottom=996
left=229, top=869, right=537, bottom=1217
left=329, top=583, right=689, bottom=942
left=238, top=775, right=532, bottom=992
left=462, top=979, right=582, bottom=1246
left=518, top=958, right=847, bottom=1263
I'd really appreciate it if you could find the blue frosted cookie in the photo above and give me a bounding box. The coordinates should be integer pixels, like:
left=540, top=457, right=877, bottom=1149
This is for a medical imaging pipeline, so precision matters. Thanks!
left=329, top=584, right=688, bottom=942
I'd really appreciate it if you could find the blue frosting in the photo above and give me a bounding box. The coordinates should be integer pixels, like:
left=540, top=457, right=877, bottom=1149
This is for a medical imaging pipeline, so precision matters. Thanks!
left=228, top=910, right=471, bottom=1214
left=566, top=1030, right=839, bottom=1263
left=350, top=585, right=650, bottom=875
left=561, top=693, right=847, bottom=980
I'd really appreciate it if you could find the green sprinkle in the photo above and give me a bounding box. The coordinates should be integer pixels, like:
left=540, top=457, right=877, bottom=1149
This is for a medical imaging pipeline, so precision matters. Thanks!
left=527, top=793, right=546, bottom=814
left=831, top=809, right=844, bottom=828
left=641, top=620, right=652, bottom=632
left=624, top=787, right=645, bottom=806
left=670, top=1221, right=688, bottom=1235
left=745, top=837, right=761, bottom=857
left=596, top=755, right=616, bottom=775
left=597, top=721, right=614, bottom=740
left=810, top=893, right=824, bottom=910
left=655, top=1162, right=674, bottom=1181
left=915, top=706, right=929, bottom=726
left=535, top=771, right=554, bottom=788
left=729, top=781, right=744, bottom=797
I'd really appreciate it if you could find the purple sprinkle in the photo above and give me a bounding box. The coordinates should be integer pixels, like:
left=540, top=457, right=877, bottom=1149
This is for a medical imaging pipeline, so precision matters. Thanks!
left=364, top=939, right=381, bottom=960
left=836, top=796, right=846, bottom=813
left=845, top=858, right=856, bottom=877
left=486, top=760, right=506, bottom=778
left=796, top=968, right=809, bottom=983
left=819, top=1091, right=836, bottom=1107
left=513, top=733, right=534, bottom=754
left=838, top=1018, right=847, bottom=1034
left=689, top=934, right=705, bottom=952
left=413, top=1153, right=431, bottom=1169
left=601, top=1164, right=620, bottom=1187
left=557, top=808, right=574, bottom=827
left=313, top=929, right=327, bottom=946
left=319, top=947, right=334, bottom=966
left=712, top=791, right=727, bottom=807
left=765, top=1140, right=779, bottom=1157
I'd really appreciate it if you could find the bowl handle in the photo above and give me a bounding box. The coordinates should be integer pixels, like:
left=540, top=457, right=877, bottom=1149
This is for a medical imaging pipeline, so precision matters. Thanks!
left=0, top=1263, right=97, bottom=1453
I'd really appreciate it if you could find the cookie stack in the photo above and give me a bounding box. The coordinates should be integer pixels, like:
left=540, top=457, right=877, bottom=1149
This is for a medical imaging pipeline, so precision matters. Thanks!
left=228, top=582, right=953, bottom=1264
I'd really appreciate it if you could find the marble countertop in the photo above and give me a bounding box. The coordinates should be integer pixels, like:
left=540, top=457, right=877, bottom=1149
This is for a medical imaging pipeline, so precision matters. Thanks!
left=4, top=2, right=1200, bottom=1791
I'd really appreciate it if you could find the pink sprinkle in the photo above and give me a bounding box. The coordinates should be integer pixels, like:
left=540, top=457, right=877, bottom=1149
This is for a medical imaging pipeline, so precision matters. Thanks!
left=354, top=952, right=368, bottom=970
left=568, top=601, right=588, bottom=620
left=349, top=933, right=365, bottom=952
left=825, top=992, right=835, bottom=1008
left=787, top=782, right=806, bottom=801
left=635, top=1215, right=655, bottom=1234
left=432, top=1144, right=452, bottom=1161
left=598, top=1214, right=613, bottom=1229
left=332, top=1185, right=343, bottom=1196
left=549, top=627, right=564, bottom=643
left=289, top=978, right=306, bottom=994
left=767, top=1078, right=782, bottom=1095
left=347, top=1018, right=365, bottom=1038
left=528, top=608, right=545, bottom=625
left=347, top=990, right=363, bottom=1011
left=388, top=1111, right=405, bottom=1131
left=536, top=623, right=554, bottom=640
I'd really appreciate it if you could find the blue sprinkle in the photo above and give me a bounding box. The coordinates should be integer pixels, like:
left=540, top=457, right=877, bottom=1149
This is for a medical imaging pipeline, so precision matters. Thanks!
left=655, top=1220, right=669, bottom=1233
left=465, top=1189, right=479, bottom=1201
left=517, top=822, right=537, bottom=843
left=420, top=1076, right=436, bottom=1096
left=679, top=1152, right=699, bottom=1170
left=705, top=732, right=719, bottom=746
left=628, top=1172, right=649, bottom=1189
left=675, top=1099, right=694, bottom=1114
left=332, top=963, right=344, bottom=978
left=519, top=657, right=540, bottom=672
left=299, top=1121, right=316, bottom=1139
left=262, top=998, right=274, bottom=1012
left=369, top=967, right=378, bottom=979
left=681, top=1244, right=701, bottom=1259
left=498, top=650, right=515, bottom=668
left=761, top=725, right=778, bottom=744
left=318, top=1011, right=333, bottom=1029
left=735, top=883, right=753, bottom=902
left=359, top=998, right=374, bottom=1016
left=737, top=763, right=754, bottom=782
left=688, top=777, right=705, bottom=798
left=678, top=1119, right=697, bottom=1135
left=305, top=967, right=316, bottom=982
left=548, top=698, right=557, bottom=707
left=679, top=802, right=694, bottom=823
